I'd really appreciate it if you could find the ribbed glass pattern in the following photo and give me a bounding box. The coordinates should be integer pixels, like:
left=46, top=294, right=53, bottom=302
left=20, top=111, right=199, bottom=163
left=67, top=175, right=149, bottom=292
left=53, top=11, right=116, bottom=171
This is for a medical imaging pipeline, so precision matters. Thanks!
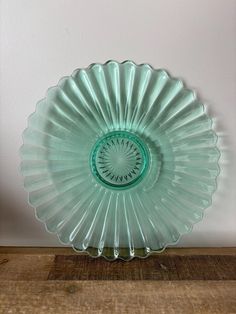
left=20, top=61, right=220, bottom=260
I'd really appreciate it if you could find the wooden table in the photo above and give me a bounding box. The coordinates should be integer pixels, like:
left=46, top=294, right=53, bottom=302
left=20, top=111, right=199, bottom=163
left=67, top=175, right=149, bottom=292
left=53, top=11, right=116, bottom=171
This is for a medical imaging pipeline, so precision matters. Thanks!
left=0, top=247, right=235, bottom=313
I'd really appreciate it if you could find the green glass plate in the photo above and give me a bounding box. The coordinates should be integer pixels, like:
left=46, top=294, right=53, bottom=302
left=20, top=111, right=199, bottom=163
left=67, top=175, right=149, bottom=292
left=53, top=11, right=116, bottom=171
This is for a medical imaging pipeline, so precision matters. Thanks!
left=20, top=61, right=220, bottom=260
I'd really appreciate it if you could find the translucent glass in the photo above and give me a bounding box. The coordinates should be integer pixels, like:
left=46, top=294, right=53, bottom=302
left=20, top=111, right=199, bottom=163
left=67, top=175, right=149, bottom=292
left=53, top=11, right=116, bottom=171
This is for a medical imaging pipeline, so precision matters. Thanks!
left=20, top=61, right=220, bottom=260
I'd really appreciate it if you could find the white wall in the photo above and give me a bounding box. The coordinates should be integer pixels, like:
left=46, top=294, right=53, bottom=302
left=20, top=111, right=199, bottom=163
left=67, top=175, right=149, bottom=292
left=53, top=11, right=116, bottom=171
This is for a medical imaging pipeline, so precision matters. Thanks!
left=0, top=0, right=235, bottom=247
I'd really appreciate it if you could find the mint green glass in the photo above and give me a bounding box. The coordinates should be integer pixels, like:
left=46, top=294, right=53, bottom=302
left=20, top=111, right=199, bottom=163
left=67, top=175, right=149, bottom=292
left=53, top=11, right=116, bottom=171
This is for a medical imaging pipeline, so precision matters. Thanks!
left=20, top=61, right=220, bottom=260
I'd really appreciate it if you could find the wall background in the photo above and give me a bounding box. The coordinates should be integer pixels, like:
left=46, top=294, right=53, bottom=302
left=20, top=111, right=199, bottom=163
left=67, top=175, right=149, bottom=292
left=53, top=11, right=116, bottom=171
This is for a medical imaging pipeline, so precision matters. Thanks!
left=0, top=0, right=235, bottom=247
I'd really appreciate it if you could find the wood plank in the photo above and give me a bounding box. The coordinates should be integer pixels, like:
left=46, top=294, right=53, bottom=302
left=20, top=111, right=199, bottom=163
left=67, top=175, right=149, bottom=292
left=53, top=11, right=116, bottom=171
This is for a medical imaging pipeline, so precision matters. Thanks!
left=1, top=246, right=236, bottom=255
left=0, top=281, right=235, bottom=314
left=0, top=254, right=53, bottom=281
left=0, top=247, right=75, bottom=255
left=47, top=255, right=236, bottom=280
left=0, top=251, right=235, bottom=281
left=0, top=248, right=235, bottom=313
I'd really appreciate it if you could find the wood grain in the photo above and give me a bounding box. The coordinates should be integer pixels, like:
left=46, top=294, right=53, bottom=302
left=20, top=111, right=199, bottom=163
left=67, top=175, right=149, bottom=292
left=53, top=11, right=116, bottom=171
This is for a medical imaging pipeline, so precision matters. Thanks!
left=0, top=247, right=236, bottom=314
left=0, top=248, right=235, bottom=281
left=0, top=254, right=53, bottom=281
left=1, top=246, right=236, bottom=255
left=0, top=281, right=235, bottom=314
left=47, top=254, right=236, bottom=280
